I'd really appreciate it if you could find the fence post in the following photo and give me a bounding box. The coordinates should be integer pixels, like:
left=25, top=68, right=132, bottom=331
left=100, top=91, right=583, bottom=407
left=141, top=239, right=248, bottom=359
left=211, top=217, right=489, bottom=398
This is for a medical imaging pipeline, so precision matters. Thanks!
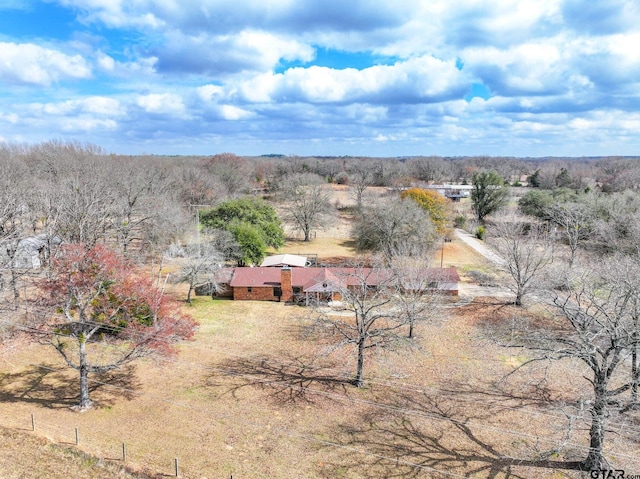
left=174, top=457, right=179, bottom=477
left=75, top=427, right=79, bottom=445
left=122, top=443, right=127, bottom=462
left=31, top=414, right=35, bottom=432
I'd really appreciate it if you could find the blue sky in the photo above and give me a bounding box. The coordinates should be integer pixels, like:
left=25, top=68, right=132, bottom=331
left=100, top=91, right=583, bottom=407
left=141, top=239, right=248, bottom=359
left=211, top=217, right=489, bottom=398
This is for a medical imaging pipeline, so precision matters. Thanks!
left=1, top=0, right=640, bottom=157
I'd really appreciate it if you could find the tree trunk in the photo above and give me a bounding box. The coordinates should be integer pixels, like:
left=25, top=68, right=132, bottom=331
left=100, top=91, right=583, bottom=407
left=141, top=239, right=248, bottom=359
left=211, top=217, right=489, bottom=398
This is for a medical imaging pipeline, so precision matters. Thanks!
left=568, top=242, right=577, bottom=267
left=632, top=345, right=638, bottom=404
left=10, top=268, right=20, bottom=310
left=514, top=288, right=523, bottom=306
left=408, top=319, right=414, bottom=339
left=78, top=339, right=93, bottom=410
left=584, top=388, right=608, bottom=470
left=303, top=227, right=310, bottom=242
left=186, top=284, right=193, bottom=305
left=355, top=339, right=365, bottom=387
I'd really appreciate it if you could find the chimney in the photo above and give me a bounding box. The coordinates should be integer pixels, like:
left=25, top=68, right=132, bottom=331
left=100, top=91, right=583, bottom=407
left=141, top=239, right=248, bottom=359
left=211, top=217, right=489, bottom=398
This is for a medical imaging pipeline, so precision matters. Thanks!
left=281, top=267, right=293, bottom=302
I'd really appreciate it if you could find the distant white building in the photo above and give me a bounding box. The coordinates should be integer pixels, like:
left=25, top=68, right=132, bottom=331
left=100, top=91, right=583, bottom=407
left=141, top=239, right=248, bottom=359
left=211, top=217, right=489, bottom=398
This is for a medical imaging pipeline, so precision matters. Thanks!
left=423, top=184, right=474, bottom=201
left=13, top=234, right=61, bottom=269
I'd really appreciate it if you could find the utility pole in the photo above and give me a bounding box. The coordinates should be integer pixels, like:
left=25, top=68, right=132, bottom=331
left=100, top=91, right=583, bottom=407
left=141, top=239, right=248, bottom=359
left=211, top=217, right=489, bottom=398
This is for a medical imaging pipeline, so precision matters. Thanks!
left=189, top=204, right=214, bottom=256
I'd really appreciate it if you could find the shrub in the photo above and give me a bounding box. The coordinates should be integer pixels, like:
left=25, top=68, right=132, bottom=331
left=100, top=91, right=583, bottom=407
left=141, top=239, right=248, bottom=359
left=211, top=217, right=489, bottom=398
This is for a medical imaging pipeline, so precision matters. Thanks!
left=476, top=226, right=486, bottom=240
left=454, top=215, right=466, bottom=228
left=334, top=171, right=349, bottom=185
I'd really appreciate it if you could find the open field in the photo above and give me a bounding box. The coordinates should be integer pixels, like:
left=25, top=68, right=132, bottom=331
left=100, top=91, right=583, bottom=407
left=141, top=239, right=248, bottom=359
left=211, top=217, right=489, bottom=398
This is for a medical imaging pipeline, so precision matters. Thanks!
left=2, top=187, right=640, bottom=478
left=3, top=276, right=638, bottom=478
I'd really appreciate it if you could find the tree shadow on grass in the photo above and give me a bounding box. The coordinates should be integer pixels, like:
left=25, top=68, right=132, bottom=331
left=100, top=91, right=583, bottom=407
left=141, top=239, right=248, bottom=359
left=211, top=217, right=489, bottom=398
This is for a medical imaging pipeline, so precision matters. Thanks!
left=206, top=354, right=354, bottom=405
left=0, top=363, right=140, bottom=409
left=338, top=238, right=358, bottom=250
left=320, top=388, right=587, bottom=479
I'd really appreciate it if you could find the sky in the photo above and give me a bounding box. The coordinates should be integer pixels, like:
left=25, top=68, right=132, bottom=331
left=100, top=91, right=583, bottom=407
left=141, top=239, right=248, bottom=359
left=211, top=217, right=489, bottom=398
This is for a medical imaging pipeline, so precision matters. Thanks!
left=1, top=0, right=640, bottom=157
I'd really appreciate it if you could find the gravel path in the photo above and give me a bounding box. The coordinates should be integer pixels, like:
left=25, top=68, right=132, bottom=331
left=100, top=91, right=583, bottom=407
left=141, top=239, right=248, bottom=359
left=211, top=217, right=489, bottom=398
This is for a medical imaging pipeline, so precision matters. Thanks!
left=454, top=228, right=506, bottom=267
left=453, top=228, right=514, bottom=301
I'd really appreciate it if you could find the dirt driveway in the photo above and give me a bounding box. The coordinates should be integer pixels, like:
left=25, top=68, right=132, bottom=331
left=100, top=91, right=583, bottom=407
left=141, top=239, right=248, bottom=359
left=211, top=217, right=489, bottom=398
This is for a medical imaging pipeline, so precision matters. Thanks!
left=453, top=229, right=514, bottom=301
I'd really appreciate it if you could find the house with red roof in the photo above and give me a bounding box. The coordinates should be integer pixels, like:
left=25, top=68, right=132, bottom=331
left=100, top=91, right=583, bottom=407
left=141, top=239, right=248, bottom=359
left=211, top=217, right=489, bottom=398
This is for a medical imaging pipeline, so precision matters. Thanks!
left=206, top=266, right=459, bottom=303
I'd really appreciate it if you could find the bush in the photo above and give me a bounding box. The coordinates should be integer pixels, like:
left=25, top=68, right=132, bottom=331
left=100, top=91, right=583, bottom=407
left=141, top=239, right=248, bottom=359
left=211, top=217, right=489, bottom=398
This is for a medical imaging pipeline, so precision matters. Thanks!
left=467, top=270, right=498, bottom=286
left=454, top=215, right=466, bottom=228
left=476, top=226, right=486, bottom=240
left=334, top=171, right=349, bottom=185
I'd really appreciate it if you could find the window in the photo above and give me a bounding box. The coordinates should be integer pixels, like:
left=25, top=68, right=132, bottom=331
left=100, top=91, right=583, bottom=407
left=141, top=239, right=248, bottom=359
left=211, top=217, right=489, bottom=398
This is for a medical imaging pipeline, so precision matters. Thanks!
left=273, top=286, right=282, bottom=297
left=293, top=287, right=301, bottom=294
left=247, top=287, right=252, bottom=293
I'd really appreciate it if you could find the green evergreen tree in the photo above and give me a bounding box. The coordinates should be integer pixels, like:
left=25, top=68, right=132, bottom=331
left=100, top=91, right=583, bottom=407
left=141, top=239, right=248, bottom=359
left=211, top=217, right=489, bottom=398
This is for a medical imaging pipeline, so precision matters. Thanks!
left=200, top=197, right=284, bottom=265
left=471, top=171, right=509, bottom=223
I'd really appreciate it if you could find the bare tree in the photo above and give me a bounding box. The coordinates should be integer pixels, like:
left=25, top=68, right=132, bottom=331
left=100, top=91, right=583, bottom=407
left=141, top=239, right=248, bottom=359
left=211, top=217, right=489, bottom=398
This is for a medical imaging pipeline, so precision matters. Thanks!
left=407, top=156, right=451, bottom=182
left=547, top=202, right=592, bottom=267
left=110, top=157, right=172, bottom=255
left=490, top=219, right=554, bottom=306
left=511, top=266, right=640, bottom=470
left=281, top=173, right=332, bottom=241
left=25, top=145, right=117, bottom=248
left=601, top=254, right=640, bottom=405
left=0, top=150, right=33, bottom=309
left=312, top=263, right=403, bottom=387
left=349, top=159, right=376, bottom=208
left=352, top=196, right=436, bottom=262
left=389, top=249, right=444, bottom=339
left=203, top=153, right=250, bottom=197
left=171, top=242, right=222, bottom=305
left=173, top=162, right=223, bottom=206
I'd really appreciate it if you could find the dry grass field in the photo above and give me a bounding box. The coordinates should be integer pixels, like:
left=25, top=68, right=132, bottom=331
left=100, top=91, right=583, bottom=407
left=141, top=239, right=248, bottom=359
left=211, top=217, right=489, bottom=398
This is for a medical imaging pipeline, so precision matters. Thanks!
left=1, top=186, right=640, bottom=478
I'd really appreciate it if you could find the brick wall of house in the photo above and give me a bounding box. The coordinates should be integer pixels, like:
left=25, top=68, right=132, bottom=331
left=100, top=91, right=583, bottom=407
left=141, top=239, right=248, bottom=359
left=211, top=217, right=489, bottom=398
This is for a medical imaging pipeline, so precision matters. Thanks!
left=233, top=286, right=280, bottom=301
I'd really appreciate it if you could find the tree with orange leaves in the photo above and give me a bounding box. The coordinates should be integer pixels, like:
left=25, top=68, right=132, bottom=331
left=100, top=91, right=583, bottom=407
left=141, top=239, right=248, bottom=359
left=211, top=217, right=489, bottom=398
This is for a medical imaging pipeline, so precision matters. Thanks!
left=400, top=187, right=451, bottom=234
left=38, top=244, right=197, bottom=410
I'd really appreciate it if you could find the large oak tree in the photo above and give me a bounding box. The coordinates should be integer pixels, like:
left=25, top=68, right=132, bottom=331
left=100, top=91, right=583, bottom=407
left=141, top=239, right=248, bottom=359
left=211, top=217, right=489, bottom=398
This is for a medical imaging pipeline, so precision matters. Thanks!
left=38, top=244, right=197, bottom=410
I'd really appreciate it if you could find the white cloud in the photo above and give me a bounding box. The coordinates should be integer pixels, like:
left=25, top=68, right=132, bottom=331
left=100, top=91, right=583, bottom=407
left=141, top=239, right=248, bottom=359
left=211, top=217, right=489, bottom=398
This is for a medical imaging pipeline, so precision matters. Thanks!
left=0, top=113, right=19, bottom=124
left=196, top=84, right=226, bottom=102
left=29, top=97, right=123, bottom=117
left=59, top=0, right=163, bottom=28
left=150, top=29, right=314, bottom=75
left=0, top=42, right=91, bottom=86
left=61, top=0, right=410, bottom=33
left=219, top=105, right=254, bottom=120
left=96, top=51, right=115, bottom=71
left=59, top=117, right=118, bottom=132
left=462, top=41, right=565, bottom=95
left=236, top=55, right=466, bottom=104
left=136, top=93, right=186, bottom=116
left=5, top=0, right=640, bottom=156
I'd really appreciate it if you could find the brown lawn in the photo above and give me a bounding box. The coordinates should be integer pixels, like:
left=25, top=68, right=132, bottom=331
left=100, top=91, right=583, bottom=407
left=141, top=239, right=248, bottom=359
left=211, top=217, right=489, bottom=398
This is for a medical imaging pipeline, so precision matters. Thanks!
left=3, top=290, right=629, bottom=478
